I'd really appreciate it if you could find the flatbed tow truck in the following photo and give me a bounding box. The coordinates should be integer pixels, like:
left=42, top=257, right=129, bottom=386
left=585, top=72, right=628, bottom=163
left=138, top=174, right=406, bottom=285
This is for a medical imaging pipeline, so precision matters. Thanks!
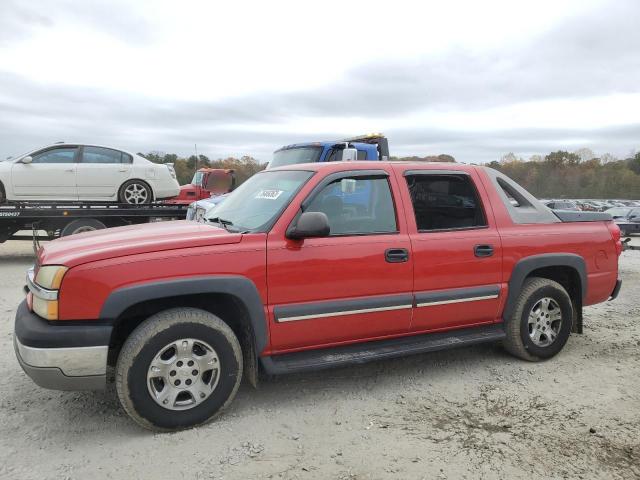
left=0, top=201, right=187, bottom=243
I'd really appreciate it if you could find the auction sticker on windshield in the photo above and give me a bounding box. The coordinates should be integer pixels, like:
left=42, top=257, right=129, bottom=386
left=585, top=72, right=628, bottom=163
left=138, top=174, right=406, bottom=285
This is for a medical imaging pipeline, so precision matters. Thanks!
left=255, top=189, right=284, bottom=200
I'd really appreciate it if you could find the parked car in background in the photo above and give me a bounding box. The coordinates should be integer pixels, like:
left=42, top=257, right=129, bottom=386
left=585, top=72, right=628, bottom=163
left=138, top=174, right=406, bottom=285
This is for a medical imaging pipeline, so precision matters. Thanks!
left=185, top=194, right=228, bottom=221
left=606, top=207, right=640, bottom=236
left=544, top=200, right=580, bottom=211
left=0, top=143, right=179, bottom=204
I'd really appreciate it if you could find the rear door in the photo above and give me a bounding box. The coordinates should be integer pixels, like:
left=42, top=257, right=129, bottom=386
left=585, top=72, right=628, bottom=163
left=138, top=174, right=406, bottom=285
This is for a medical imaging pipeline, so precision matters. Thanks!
left=76, top=146, right=133, bottom=199
left=266, top=168, right=413, bottom=353
left=11, top=146, right=79, bottom=199
left=398, top=167, right=503, bottom=332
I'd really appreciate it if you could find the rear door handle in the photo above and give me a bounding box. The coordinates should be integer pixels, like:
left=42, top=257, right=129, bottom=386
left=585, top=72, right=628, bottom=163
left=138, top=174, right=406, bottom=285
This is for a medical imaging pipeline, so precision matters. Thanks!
left=474, top=244, right=494, bottom=257
left=385, top=248, right=409, bottom=263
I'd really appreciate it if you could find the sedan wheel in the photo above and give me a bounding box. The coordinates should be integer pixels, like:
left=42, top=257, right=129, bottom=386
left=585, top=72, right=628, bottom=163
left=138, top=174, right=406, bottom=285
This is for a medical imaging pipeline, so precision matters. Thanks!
left=123, top=183, right=149, bottom=204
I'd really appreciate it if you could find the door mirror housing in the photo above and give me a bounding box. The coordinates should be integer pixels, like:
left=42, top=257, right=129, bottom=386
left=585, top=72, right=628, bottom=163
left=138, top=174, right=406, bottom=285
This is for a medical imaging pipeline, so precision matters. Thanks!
left=21, top=156, right=33, bottom=164
left=341, top=147, right=358, bottom=161
left=287, top=211, right=330, bottom=240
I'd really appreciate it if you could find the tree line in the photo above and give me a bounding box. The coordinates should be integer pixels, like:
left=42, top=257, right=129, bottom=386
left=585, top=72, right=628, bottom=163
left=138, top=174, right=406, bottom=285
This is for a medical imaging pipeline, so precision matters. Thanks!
left=139, top=149, right=640, bottom=199
left=487, top=150, right=640, bottom=199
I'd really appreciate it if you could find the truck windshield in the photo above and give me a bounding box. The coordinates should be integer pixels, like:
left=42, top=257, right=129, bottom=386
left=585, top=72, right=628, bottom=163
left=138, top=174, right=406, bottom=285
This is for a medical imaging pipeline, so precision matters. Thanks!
left=205, top=170, right=313, bottom=232
left=270, top=146, right=323, bottom=169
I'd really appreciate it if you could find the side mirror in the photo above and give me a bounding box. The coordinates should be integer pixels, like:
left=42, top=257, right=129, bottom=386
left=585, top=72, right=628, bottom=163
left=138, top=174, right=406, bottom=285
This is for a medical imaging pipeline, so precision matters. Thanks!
left=287, top=211, right=330, bottom=240
left=21, top=156, right=33, bottom=164
left=341, top=147, right=358, bottom=161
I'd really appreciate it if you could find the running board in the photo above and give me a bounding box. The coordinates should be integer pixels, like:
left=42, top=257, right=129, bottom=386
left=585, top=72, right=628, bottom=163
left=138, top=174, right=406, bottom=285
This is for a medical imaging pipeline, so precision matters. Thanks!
left=260, top=324, right=505, bottom=375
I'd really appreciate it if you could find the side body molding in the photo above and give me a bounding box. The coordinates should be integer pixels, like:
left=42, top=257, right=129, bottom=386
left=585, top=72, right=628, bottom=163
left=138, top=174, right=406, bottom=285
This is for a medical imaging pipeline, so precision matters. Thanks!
left=503, top=253, right=586, bottom=321
left=99, top=276, right=268, bottom=354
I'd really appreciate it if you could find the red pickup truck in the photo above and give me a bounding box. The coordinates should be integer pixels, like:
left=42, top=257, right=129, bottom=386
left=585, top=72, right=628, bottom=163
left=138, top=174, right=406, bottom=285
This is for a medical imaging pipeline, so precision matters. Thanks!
left=14, top=161, right=622, bottom=431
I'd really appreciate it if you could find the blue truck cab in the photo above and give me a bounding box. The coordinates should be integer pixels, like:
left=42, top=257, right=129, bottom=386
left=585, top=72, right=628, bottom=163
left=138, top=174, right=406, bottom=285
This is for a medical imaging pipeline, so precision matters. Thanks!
left=268, top=134, right=389, bottom=169
left=186, top=134, right=389, bottom=221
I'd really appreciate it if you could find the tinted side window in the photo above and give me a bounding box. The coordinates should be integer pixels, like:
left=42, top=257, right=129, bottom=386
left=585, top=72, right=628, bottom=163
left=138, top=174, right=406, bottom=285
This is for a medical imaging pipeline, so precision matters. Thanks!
left=82, top=146, right=123, bottom=164
left=306, top=176, right=397, bottom=235
left=31, top=147, right=77, bottom=164
left=405, top=174, right=487, bottom=231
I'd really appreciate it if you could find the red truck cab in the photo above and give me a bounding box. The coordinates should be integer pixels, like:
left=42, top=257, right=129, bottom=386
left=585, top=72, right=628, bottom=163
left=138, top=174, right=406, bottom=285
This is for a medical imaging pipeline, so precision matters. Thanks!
left=164, top=168, right=236, bottom=204
left=14, top=161, right=621, bottom=431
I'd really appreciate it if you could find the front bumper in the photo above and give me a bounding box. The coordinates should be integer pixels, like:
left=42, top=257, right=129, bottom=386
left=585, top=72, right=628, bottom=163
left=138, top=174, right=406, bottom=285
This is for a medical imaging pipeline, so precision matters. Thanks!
left=13, top=300, right=111, bottom=390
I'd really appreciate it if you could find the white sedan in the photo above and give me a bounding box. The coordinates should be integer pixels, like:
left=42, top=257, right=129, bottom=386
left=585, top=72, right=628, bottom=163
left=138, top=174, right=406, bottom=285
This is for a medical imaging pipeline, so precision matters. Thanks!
left=0, top=143, right=180, bottom=204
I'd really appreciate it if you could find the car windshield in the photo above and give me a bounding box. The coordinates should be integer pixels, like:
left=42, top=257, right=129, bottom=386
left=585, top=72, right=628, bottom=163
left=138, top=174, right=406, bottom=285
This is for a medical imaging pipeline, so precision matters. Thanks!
left=270, top=146, right=323, bottom=169
left=204, top=169, right=313, bottom=232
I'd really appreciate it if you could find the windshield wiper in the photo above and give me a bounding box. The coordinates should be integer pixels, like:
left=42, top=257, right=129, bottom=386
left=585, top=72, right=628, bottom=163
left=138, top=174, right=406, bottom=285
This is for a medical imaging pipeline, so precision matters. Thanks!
left=207, top=217, right=235, bottom=232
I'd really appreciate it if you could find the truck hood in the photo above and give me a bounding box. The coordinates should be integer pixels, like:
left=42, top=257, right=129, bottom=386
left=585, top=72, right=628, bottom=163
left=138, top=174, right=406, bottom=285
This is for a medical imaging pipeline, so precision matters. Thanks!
left=38, top=220, right=242, bottom=267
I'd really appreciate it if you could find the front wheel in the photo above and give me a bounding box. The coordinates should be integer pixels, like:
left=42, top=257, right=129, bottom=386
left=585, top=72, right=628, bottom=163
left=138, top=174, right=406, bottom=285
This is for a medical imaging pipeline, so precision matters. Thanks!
left=115, top=308, right=243, bottom=431
left=503, top=277, right=574, bottom=361
left=119, top=180, right=152, bottom=204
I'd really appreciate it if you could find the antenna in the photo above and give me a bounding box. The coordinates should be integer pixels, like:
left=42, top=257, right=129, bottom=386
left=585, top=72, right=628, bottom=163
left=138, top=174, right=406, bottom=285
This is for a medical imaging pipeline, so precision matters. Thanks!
left=194, top=143, right=199, bottom=175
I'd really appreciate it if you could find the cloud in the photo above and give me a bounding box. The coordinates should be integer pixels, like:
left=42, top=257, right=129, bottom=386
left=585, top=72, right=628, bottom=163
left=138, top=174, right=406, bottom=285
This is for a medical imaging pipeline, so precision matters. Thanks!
left=0, top=0, right=639, bottom=163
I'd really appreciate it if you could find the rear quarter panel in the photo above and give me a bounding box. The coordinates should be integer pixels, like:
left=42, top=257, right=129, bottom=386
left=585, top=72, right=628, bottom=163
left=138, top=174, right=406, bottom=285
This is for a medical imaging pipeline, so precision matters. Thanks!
left=476, top=169, right=618, bottom=306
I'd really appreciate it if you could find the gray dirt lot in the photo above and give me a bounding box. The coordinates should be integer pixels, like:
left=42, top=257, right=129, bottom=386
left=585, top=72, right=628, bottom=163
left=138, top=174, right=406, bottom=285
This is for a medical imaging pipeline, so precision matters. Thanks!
left=0, top=239, right=639, bottom=480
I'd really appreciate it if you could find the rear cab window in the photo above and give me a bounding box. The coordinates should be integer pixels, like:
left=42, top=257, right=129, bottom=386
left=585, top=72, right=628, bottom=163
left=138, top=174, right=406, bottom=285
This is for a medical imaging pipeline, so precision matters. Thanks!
left=404, top=172, right=487, bottom=231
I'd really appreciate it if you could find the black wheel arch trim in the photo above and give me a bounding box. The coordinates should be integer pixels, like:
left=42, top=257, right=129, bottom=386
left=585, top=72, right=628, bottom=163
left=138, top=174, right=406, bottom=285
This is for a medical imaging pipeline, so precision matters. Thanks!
left=504, top=253, right=586, bottom=321
left=99, top=276, right=268, bottom=354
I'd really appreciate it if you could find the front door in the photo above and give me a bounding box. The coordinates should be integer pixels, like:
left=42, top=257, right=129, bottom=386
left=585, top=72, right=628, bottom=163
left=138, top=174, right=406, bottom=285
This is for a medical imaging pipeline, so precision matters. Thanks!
left=399, top=168, right=504, bottom=332
left=11, top=146, right=79, bottom=200
left=76, top=146, right=132, bottom=199
left=267, top=170, right=413, bottom=353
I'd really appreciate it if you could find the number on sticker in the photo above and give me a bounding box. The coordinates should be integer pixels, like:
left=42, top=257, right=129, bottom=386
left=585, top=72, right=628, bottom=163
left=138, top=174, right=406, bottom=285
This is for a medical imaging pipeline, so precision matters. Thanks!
left=255, top=189, right=283, bottom=200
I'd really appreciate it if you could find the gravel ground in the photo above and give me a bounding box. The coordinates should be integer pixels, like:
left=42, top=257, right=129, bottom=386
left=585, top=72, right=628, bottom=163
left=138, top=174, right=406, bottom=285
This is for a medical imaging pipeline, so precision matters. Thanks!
left=0, top=239, right=638, bottom=480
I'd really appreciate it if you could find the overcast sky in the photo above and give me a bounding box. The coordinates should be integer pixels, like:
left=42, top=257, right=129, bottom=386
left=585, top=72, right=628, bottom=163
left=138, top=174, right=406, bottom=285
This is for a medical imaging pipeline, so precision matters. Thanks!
left=1, top=0, right=639, bottom=163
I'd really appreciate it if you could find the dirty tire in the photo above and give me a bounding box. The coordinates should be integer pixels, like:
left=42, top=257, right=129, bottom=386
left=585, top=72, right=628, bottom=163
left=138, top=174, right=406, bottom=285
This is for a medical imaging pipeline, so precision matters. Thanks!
left=115, top=308, right=243, bottom=431
left=503, top=277, right=574, bottom=361
left=60, top=218, right=106, bottom=236
left=118, top=179, right=152, bottom=204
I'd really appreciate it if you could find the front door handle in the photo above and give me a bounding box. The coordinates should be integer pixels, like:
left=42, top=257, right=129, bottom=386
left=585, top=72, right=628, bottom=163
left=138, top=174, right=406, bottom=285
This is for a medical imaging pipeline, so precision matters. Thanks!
left=474, top=244, right=494, bottom=257
left=64, top=169, right=75, bottom=173
left=385, top=248, right=409, bottom=263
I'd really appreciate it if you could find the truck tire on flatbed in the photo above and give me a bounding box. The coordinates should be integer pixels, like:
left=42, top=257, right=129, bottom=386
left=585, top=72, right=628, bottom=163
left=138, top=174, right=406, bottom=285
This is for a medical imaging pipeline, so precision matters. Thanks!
left=60, top=219, right=107, bottom=236
left=503, top=277, right=574, bottom=361
left=115, top=308, right=243, bottom=431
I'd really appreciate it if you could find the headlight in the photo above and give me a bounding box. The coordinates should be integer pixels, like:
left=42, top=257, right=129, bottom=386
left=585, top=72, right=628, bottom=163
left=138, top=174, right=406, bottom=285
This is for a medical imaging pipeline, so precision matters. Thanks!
left=28, top=265, right=68, bottom=320
left=35, top=265, right=68, bottom=290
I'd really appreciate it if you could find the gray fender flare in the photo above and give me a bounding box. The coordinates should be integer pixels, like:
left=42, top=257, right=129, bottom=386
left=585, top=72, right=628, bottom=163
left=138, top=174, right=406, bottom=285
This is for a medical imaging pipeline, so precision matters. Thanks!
left=99, top=276, right=268, bottom=355
left=504, top=253, right=586, bottom=322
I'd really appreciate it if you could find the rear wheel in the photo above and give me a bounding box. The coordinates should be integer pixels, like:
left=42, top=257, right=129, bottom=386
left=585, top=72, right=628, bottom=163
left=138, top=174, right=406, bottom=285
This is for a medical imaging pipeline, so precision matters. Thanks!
left=119, top=180, right=152, bottom=204
left=115, top=308, right=243, bottom=431
left=503, top=277, right=574, bottom=361
left=60, top=218, right=106, bottom=236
